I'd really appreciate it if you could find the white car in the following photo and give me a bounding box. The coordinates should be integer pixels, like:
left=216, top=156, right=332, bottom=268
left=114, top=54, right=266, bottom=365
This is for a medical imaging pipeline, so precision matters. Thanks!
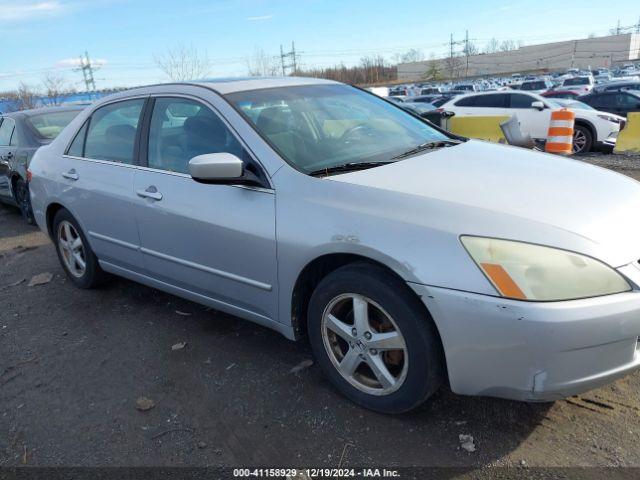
left=441, top=91, right=623, bottom=153
left=561, top=76, right=594, bottom=95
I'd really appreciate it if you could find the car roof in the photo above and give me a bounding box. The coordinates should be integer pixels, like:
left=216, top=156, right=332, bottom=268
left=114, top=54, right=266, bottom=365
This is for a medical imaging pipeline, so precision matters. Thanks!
left=194, top=76, right=341, bottom=94
left=3, top=104, right=87, bottom=118
left=129, top=76, right=342, bottom=97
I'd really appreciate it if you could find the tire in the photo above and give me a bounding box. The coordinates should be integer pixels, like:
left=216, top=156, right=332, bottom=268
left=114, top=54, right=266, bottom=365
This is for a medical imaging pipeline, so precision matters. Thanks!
left=52, top=208, right=108, bottom=288
left=307, top=262, right=444, bottom=413
left=14, top=178, right=35, bottom=225
left=572, top=125, right=593, bottom=155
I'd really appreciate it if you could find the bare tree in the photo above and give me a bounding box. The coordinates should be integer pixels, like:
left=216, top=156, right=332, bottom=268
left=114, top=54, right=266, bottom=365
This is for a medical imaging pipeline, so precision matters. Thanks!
left=246, top=48, right=280, bottom=77
left=484, top=38, right=500, bottom=54
left=499, top=39, right=517, bottom=52
left=17, top=83, right=38, bottom=110
left=463, top=41, right=479, bottom=56
left=42, top=73, right=68, bottom=105
left=393, top=48, right=425, bottom=64
left=154, top=44, right=212, bottom=81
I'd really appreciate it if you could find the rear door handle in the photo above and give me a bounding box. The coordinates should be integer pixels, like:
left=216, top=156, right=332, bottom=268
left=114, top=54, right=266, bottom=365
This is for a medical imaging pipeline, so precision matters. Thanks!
left=62, top=169, right=79, bottom=181
left=136, top=186, right=163, bottom=201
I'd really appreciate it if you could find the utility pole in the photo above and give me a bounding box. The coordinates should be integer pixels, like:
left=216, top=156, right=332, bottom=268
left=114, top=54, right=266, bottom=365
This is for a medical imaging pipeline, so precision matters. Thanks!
left=280, top=45, right=286, bottom=75
left=616, top=19, right=621, bottom=35
left=279, top=42, right=300, bottom=76
left=464, top=30, right=470, bottom=77
left=74, top=51, right=98, bottom=91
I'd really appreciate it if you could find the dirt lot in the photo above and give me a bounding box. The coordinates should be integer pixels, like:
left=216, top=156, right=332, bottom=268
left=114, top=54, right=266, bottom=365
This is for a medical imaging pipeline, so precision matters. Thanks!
left=2, top=153, right=640, bottom=469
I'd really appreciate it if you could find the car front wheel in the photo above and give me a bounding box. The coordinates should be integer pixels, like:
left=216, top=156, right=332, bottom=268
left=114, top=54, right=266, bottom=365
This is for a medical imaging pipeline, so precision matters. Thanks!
left=572, top=125, right=593, bottom=154
left=307, top=262, right=444, bottom=413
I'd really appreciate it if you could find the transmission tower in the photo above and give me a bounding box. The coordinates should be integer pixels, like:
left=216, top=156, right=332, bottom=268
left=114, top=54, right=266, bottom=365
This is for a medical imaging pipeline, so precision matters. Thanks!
left=74, top=51, right=98, bottom=91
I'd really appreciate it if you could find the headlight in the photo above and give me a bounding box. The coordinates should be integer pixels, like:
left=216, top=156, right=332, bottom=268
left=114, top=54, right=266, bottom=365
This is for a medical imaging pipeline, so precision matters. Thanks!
left=597, top=114, right=620, bottom=124
left=461, top=236, right=631, bottom=301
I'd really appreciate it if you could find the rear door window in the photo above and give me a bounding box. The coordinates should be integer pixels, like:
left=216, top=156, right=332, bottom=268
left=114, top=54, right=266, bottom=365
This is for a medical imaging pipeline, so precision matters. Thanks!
left=472, top=94, right=508, bottom=108
left=84, top=99, right=145, bottom=164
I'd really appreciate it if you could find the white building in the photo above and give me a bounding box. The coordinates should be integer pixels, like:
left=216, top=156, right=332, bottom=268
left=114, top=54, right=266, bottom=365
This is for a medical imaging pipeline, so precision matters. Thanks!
left=398, top=33, right=640, bottom=81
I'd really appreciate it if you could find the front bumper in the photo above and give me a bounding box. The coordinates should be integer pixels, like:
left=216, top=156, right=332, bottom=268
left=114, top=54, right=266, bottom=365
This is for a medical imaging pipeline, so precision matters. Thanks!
left=410, top=276, right=640, bottom=401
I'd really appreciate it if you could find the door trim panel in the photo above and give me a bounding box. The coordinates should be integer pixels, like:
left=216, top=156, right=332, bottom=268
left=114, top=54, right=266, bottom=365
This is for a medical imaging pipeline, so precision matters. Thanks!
left=89, top=231, right=139, bottom=251
left=140, top=246, right=273, bottom=291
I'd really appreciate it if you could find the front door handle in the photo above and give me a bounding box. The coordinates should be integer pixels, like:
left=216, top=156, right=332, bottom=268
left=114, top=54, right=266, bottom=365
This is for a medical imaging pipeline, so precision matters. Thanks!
left=136, top=186, right=163, bottom=201
left=62, top=169, right=79, bottom=181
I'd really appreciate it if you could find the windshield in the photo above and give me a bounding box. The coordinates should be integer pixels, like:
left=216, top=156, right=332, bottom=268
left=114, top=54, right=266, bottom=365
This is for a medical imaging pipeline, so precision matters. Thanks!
left=227, top=85, right=449, bottom=174
left=26, top=110, right=81, bottom=139
left=563, top=77, right=589, bottom=86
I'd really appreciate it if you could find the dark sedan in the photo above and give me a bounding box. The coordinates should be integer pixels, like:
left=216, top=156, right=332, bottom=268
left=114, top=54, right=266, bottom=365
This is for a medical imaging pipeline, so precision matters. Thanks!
left=578, top=91, right=640, bottom=117
left=0, top=105, right=86, bottom=223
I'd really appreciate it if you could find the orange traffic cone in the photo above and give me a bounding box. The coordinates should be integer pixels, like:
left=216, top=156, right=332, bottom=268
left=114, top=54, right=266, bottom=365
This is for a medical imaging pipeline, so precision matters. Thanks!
left=545, top=108, right=575, bottom=155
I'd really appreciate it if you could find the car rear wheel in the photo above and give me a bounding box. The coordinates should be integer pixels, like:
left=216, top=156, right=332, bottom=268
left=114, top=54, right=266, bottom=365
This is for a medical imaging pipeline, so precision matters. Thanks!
left=307, top=262, right=444, bottom=413
left=53, top=209, right=108, bottom=288
left=14, top=178, right=34, bottom=225
left=572, top=125, right=593, bottom=154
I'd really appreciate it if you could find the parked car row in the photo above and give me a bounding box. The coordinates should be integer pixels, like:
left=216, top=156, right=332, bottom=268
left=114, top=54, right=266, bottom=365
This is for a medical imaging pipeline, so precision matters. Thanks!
left=20, top=77, right=640, bottom=414
left=439, top=90, right=624, bottom=154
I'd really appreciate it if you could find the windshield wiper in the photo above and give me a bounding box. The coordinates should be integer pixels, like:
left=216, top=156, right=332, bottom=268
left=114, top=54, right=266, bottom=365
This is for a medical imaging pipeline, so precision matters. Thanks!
left=309, top=161, right=394, bottom=177
left=391, top=140, right=461, bottom=160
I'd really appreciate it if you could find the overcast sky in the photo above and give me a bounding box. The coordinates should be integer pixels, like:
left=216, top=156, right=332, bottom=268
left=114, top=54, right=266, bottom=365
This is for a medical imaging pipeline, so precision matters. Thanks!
left=0, top=0, right=638, bottom=91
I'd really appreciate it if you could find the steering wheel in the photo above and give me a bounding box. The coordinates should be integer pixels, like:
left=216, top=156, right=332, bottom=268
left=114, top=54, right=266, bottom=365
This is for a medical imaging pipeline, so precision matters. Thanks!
left=339, top=124, right=375, bottom=144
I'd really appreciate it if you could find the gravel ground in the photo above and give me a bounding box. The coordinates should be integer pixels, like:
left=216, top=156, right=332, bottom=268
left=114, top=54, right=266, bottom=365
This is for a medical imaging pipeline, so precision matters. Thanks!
left=1, top=152, right=640, bottom=470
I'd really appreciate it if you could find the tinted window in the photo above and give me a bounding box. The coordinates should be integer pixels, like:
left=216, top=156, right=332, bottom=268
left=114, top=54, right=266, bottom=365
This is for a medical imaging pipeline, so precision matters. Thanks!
left=26, top=110, right=81, bottom=139
left=0, top=118, right=15, bottom=146
left=456, top=94, right=507, bottom=108
left=592, top=93, right=616, bottom=108
left=454, top=96, right=477, bottom=107
left=474, top=94, right=508, bottom=107
left=84, top=99, right=145, bottom=164
left=148, top=98, right=242, bottom=174
left=509, top=93, right=536, bottom=108
left=615, top=93, right=639, bottom=107
left=67, top=121, right=88, bottom=157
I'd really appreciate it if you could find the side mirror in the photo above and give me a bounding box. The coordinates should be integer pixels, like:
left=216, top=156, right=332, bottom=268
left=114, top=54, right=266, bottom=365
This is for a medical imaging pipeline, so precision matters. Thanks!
left=188, top=153, right=243, bottom=181
left=531, top=101, right=545, bottom=111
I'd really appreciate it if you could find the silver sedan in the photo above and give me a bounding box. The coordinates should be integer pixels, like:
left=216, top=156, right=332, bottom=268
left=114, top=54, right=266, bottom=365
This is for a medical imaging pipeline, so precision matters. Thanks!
left=28, top=77, right=640, bottom=413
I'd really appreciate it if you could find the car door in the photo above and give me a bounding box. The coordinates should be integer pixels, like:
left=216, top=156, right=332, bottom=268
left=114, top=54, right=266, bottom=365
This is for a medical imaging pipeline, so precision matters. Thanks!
left=507, top=93, right=552, bottom=140
left=59, top=97, right=147, bottom=272
left=0, top=117, right=16, bottom=200
left=133, top=96, right=278, bottom=324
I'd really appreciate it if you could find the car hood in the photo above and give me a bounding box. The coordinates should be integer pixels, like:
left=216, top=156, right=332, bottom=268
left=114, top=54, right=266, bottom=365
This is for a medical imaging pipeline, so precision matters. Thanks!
left=328, top=140, right=640, bottom=267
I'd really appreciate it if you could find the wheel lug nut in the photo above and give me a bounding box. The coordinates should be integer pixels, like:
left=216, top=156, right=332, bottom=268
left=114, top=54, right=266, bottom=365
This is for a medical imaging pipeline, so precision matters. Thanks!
left=364, top=332, right=372, bottom=340
left=370, top=349, right=378, bottom=355
left=351, top=328, right=357, bottom=336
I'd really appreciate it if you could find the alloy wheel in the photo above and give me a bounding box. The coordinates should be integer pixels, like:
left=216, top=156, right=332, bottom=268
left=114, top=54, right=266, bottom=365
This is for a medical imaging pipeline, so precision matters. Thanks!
left=572, top=129, right=587, bottom=153
left=321, top=293, right=408, bottom=396
left=57, top=220, right=86, bottom=278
